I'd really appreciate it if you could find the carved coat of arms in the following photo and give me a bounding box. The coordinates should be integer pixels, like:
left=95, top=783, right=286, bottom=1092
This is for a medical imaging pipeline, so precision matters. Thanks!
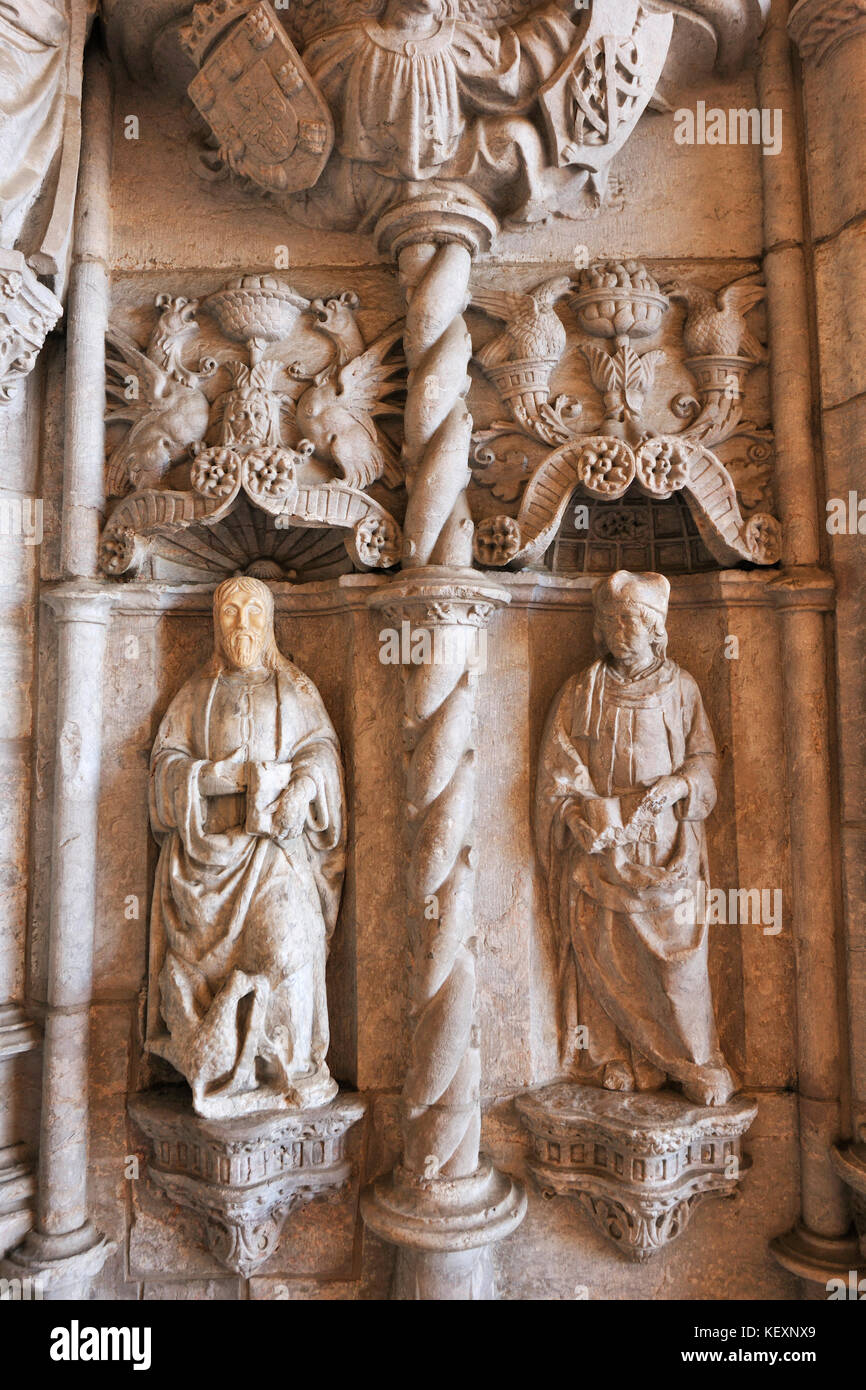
left=183, top=1, right=333, bottom=193
left=539, top=0, right=672, bottom=172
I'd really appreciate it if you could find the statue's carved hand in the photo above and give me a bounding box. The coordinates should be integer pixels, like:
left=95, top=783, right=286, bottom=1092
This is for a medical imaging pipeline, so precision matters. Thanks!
left=274, top=774, right=316, bottom=841
left=199, top=753, right=248, bottom=795
left=642, top=775, right=689, bottom=815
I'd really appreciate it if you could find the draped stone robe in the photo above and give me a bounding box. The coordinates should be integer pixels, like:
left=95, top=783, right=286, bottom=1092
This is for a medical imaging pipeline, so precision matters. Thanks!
left=303, top=5, right=578, bottom=221
left=535, top=656, right=731, bottom=1098
left=147, top=660, right=345, bottom=1115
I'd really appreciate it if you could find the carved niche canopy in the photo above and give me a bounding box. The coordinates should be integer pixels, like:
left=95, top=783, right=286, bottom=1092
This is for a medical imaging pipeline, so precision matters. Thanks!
left=470, top=261, right=781, bottom=569
left=99, top=278, right=405, bottom=578
left=100, top=261, right=781, bottom=579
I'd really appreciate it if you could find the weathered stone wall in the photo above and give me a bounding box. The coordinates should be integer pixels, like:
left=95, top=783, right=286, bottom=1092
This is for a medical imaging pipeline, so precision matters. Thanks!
left=4, top=0, right=863, bottom=1300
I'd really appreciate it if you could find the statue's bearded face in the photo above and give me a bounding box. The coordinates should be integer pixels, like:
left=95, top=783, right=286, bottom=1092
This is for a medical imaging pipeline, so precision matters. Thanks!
left=224, top=392, right=271, bottom=445
left=218, top=587, right=270, bottom=669
left=598, top=603, right=657, bottom=667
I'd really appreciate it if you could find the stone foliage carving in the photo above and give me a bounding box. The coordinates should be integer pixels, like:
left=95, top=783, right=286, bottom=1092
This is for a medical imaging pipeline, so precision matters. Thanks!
left=146, top=577, right=346, bottom=1119
left=535, top=570, right=736, bottom=1106
left=471, top=262, right=781, bottom=566
left=100, top=278, right=403, bottom=576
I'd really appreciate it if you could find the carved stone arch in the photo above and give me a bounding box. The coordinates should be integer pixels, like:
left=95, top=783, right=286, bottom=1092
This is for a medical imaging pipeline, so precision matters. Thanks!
left=99, top=480, right=402, bottom=578
left=473, top=434, right=780, bottom=569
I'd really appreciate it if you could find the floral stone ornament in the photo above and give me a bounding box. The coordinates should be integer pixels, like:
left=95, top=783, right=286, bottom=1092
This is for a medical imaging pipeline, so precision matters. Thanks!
left=99, top=276, right=404, bottom=578
left=471, top=260, right=781, bottom=569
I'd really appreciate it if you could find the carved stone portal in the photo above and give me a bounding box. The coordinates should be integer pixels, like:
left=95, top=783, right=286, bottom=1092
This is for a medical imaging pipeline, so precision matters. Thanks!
left=516, top=1083, right=757, bottom=1261
left=130, top=1088, right=365, bottom=1276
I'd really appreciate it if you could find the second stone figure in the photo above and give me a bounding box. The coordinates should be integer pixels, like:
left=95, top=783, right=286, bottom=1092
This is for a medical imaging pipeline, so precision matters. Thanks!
left=535, top=569, right=736, bottom=1107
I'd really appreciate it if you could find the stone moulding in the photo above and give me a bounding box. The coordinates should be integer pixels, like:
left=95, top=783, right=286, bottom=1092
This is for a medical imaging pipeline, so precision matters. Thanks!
left=788, top=0, right=866, bottom=64
left=516, top=1083, right=758, bottom=1262
left=129, top=1087, right=366, bottom=1277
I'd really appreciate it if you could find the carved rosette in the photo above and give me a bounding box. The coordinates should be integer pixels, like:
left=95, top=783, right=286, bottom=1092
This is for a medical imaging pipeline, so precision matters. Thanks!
left=0, top=255, right=62, bottom=404
left=129, top=1089, right=365, bottom=1277
left=516, top=1083, right=758, bottom=1262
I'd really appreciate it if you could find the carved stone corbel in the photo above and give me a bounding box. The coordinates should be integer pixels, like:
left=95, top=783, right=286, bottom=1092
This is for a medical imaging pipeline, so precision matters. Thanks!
left=517, top=1084, right=758, bottom=1261
left=130, top=1089, right=365, bottom=1276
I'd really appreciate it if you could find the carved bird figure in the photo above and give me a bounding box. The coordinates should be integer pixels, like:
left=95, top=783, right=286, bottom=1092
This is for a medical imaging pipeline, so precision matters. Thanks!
left=293, top=323, right=404, bottom=490
left=472, top=275, right=572, bottom=368
left=308, top=291, right=365, bottom=368
left=105, top=326, right=211, bottom=495
left=666, top=278, right=767, bottom=361
left=146, top=294, right=208, bottom=386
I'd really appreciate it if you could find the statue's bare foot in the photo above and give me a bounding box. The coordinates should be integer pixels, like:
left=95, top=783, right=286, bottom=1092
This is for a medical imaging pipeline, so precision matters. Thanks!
left=602, top=1061, right=635, bottom=1092
left=683, top=1068, right=736, bottom=1106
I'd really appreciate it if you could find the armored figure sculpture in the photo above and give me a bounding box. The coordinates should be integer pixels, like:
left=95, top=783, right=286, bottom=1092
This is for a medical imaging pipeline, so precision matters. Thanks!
left=146, top=576, right=346, bottom=1118
left=535, top=570, right=736, bottom=1106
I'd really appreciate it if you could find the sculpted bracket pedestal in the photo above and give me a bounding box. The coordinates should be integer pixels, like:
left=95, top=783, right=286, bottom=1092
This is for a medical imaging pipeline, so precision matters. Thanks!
left=130, top=1088, right=365, bottom=1277
left=516, top=1083, right=757, bottom=1262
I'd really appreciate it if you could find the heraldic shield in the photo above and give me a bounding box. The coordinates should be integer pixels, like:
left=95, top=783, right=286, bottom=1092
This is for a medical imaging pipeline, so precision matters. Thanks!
left=184, top=1, right=334, bottom=195
left=539, top=0, right=672, bottom=173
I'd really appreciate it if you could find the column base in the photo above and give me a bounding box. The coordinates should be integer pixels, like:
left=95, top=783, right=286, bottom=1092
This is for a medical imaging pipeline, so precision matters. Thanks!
left=0, top=1223, right=114, bottom=1300
left=361, top=1156, right=526, bottom=1300
left=0, top=1145, right=35, bottom=1256
left=830, top=1142, right=866, bottom=1260
left=770, top=1221, right=864, bottom=1292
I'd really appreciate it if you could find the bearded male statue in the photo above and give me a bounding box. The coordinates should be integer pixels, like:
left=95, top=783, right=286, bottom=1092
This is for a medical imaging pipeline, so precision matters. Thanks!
left=146, top=576, right=346, bottom=1118
left=535, top=570, right=736, bottom=1107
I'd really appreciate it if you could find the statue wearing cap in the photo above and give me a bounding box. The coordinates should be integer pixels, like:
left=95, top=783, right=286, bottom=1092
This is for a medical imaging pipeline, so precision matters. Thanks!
left=535, top=570, right=736, bottom=1106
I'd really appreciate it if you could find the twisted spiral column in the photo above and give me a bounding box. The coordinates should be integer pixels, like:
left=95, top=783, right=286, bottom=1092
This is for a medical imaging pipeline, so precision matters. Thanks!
left=361, top=199, right=526, bottom=1299
left=399, top=598, right=487, bottom=1180
left=398, top=239, right=475, bottom=569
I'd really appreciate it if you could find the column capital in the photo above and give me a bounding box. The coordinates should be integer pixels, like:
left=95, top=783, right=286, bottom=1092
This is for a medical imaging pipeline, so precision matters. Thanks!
left=41, top=581, right=115, bottom=624
left=789, top=0, right=866, bottom=65
left=369, top=567, right=511, bottom=629
left=767, top=565, right=836, bottom=610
